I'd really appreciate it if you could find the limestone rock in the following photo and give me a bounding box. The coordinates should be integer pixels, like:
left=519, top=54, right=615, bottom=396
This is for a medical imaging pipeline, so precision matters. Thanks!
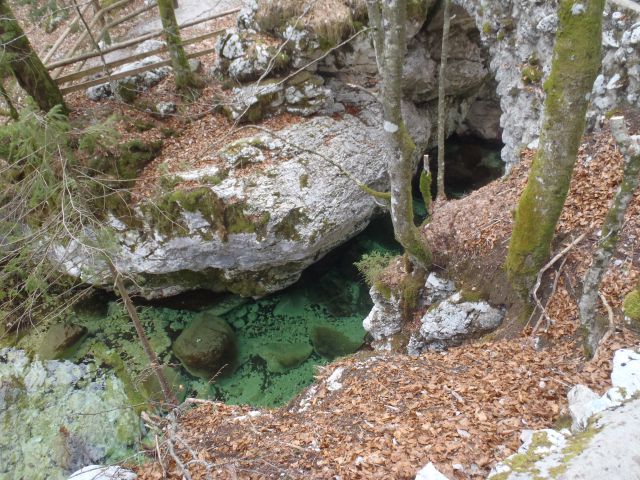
left=415, top=462, right=450, bottom=480
left=422, top=272, right=456, bottom=305
left=87, top=41, right=170, bottom=102
left=310, top=325, right=363, bottom=360
left=408, top=292, right=503, bottom=354
left=173, top=315, right=235, bottom=378
left=491, top=348, right=640, bottom=479
left=362, top=286, right=403, bottom=342
left=0, top=349, right=139, bottom=480
left=56, top=84, right=390, bottom=299
left=155, top=101, right=177, bottom=119
left=68, top=466, right=137, bottom=480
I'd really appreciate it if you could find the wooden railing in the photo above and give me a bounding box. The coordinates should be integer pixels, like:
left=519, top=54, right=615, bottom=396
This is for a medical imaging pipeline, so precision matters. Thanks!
left=44, top=1, right=240, bottom=95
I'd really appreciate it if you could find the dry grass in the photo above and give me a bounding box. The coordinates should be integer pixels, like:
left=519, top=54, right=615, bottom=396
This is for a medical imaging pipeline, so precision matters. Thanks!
left=254, top=0, right=367, bottom=45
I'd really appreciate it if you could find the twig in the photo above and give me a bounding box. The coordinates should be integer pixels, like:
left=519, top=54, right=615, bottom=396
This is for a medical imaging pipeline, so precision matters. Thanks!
left=530, top=232, right=586, bottom=333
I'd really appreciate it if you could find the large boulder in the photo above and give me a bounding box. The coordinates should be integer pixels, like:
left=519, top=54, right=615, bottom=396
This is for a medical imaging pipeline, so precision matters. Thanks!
left=172, top=315, right=236, bottom=378
left=55, top=82, right=390, bottom=299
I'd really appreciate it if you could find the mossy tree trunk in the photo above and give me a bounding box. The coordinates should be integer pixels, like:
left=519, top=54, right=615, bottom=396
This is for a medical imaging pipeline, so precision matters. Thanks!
left=436, top=0, right=451, bottom=202
left=157, top=0, right=200, bottom=93
left=0, top=0, right=67, bottom=114
left=505, top=0, right=605, bottom=297
left=579, top=116, right=640, bottom=356
left=366, top=0, right=432, bottom=267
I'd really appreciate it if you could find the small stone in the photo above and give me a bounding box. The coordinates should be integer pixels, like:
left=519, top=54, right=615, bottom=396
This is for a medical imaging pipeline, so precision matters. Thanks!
left=68, top=465, right=137, bottom=480
left=155, top=101, right=177, bottom=119
left=189, top=59, right=202, bottom=73
left=415, top=462, right=450, bottom=480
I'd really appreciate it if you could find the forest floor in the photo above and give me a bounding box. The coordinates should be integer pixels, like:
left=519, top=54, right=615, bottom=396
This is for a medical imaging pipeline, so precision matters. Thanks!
left=132, top=129, right=640, bottom=479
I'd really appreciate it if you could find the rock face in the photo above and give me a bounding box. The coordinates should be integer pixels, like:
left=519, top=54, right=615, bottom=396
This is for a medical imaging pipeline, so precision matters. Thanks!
left=0, top=349, right=139, bottom=480
left=408, top=292, right=504, bottom=354
left=363, top=273, right=456, bottom=350
left=489, top=348, right=640, bottom=480
left=172, top=315, right=236, bottom=377
left=455, top=0, right=640, bottom=166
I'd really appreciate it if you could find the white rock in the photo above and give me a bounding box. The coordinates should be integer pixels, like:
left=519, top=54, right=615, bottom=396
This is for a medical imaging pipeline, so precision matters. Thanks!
left=326, top=367, right=345, bottom=392
left=68, top=465, right=137, bottom=480
left=611, top=348, right=640, bottom=396
left=415, top=462, right=450, bottom=480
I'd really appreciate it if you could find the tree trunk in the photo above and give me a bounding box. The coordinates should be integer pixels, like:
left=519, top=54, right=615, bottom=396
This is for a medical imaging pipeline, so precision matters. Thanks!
left=436, top=0, right=451, bottom=202
left=505, top=0, right=605, bottom=297
left=366, top=0, right=432, bottom=267
left=157, top=0, right=200, bottom=93
left=91, top=0, right=111, bottom=45
left=579, top=116, right=640, bottom=356
left=0, top=80, right=18, bottom=120
left=0, top=0, right=67, bottom=114
left=109, top=263, right=178, bottom=408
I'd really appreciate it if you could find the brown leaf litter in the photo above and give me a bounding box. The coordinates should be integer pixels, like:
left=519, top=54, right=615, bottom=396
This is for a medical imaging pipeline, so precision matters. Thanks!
left=134, top=126, right=639, bottom=479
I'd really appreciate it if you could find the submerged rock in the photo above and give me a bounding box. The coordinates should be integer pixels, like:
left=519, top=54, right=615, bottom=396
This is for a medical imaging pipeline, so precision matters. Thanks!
left=408, top=292, right=503, bottom=354
left=257, top=342, right=313, bottom=373
left=0, top=349, right=139, bottom=480
left=310, top=325, right=363, bottom=360
left=36, top=323, right=87, bottom=360
left=172, top=315, right=235, bottom=378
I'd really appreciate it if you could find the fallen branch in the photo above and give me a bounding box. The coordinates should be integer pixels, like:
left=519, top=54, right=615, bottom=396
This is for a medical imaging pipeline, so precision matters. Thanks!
left=530, top=232, right=586, bottom=333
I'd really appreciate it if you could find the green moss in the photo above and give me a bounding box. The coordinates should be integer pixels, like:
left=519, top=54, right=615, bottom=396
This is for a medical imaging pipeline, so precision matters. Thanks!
left=299, top=173, right=309, bottom=189
left=497, top=30, right=506, bottom=41
left=483, top=22, right=492, bottom=34
left=458, top=289, right=486, bottom=303
left=257, top=342, right=313, bottom=373
left=132, top=119, right=155, bottom=132
left=522, top=65, right=543, bottom=85
left=548, top=425, right=600, bottom=477
left=274, top=208, right=310, bottom=241
left=419, top=168, right=432, bottom=215
left=354, top=251, right=395, bottom=288
left=623, top=287, right=640, bottom=324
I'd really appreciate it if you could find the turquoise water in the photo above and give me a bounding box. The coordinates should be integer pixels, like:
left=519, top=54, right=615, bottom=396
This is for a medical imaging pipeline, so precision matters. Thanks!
left=65, top=215, right=401, bottom=408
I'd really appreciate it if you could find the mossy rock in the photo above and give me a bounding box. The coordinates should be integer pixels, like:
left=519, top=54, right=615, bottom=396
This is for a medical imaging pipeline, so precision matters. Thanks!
left=173, top=315, right=236, bottom=378
left=36, top=323, right=87, bottom=360
left=141, top=366, right=188, bottom=404
left=623, top=288, right=640, bottom=330
left=310, top=325, right=363, bottom=360
left=257, top=342, right=313, bottom=373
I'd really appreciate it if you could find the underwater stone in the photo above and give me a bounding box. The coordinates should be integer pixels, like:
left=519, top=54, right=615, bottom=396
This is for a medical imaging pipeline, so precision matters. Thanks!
left=257, top=342, right=313, bottom=373
left=37, top=323, right=87, bottom=360
left=173, top=315, right=235, bottom=378
left=310, top=325, right=363, bottom=360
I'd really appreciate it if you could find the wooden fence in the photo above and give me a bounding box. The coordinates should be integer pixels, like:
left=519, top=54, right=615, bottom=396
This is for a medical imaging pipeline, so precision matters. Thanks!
left=44, top=1, right=239, bottom=95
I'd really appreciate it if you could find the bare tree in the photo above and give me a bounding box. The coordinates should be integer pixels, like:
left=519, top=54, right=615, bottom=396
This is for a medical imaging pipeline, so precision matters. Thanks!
left=366, top=0, right=432, bottom=267
left=0, top=0, right=67, bottom=113
left=505, top=0, right=605, bottom=297
left=436, top=0, right=451, bottom=203
left=579, top=116, right=640, bottom=356
left=157, top=0, right=201, bottom=94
